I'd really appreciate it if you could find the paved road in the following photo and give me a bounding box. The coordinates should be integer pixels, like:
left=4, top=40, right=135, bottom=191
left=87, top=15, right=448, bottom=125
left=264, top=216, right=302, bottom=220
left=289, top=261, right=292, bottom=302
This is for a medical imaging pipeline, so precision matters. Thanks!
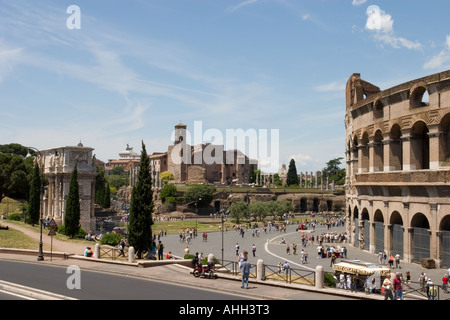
left=159, top=220, right=449, bottom=283
left=0, top=259, right=252, bottom=300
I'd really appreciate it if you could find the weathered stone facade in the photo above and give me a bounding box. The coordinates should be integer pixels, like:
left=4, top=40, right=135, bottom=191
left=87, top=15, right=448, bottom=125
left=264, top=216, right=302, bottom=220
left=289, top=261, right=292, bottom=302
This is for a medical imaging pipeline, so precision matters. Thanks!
left=166, top=123, right=256, bottom=185
left=39, top=143, right=96, bottom=232
left=345, top=70, right=450, bottom=268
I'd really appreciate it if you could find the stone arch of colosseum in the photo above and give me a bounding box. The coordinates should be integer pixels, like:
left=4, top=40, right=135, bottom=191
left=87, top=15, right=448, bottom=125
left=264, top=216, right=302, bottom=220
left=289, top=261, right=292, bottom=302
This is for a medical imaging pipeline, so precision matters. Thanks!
left=345, top=70, right=450, bottom=268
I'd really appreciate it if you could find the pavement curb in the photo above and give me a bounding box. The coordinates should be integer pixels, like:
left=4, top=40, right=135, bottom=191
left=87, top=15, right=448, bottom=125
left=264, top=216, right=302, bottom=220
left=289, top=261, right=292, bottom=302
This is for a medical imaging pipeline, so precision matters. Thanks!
left=0, top=280, right=77, bottom=300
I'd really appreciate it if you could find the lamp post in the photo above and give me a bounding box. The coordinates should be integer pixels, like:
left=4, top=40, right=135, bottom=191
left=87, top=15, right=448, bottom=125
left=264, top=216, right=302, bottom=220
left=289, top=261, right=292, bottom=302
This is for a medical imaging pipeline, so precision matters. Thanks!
left=195, top=196, right=201, bottom=232
left=27, top=147, right=44, bottom=261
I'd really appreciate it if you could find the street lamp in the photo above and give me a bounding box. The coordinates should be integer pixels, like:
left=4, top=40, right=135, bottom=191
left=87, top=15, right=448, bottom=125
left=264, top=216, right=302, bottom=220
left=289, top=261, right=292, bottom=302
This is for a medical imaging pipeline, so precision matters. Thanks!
left=195, top=196, right=201, bottom=232
left=27, top=147, right=44, bottom=261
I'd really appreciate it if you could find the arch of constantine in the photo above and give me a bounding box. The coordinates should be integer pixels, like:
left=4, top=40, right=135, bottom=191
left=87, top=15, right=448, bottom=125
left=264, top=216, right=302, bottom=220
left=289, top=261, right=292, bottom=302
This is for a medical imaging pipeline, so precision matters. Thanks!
left=345, top=70, right=450, bottom=268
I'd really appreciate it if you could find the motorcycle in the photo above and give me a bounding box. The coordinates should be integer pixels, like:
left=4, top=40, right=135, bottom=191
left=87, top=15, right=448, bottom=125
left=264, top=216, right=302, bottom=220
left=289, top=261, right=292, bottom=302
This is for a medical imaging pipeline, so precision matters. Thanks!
left=192, top=261, right=216, bottom=279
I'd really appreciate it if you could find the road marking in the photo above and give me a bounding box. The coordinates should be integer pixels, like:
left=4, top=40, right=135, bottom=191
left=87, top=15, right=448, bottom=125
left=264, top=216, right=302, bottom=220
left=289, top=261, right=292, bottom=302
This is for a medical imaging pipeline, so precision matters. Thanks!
left=0, top=289, right=36, bottom=300
left=264, top=232, right=315, bottom=271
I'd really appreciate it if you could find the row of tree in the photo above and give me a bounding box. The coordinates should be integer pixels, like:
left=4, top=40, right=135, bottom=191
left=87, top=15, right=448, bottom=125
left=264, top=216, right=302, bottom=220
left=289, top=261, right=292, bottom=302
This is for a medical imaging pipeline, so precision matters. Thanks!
left=229, top=199, right=293, bottom=224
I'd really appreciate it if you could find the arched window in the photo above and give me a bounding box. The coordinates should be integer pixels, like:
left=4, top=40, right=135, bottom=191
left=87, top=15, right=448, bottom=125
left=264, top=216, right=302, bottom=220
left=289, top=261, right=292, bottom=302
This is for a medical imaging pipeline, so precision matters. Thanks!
left=389, top=124, right=403, bottom=171
left=410, top=121, right=429, bottom=170
left=410, top=85, right=429, bottom=108
left=440, top=113, right=450, bottom=165
left=373, top=99, right=384, bottom=119
left=373, top=129, right=384, bottom=172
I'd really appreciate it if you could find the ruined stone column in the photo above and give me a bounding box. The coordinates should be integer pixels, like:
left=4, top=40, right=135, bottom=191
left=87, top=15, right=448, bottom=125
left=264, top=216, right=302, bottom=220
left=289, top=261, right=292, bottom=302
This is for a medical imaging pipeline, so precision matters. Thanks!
left=428, top=125, right=442, bottom=170
left=401, top=130, right=412, bottom=171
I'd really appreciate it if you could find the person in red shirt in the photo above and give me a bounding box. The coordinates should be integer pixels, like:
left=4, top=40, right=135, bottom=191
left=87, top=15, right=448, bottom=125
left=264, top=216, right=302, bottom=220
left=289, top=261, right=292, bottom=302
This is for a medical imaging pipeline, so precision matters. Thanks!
left=393, top=272, right=404, bottom=300
left=443, top=274, right=449, bottom=293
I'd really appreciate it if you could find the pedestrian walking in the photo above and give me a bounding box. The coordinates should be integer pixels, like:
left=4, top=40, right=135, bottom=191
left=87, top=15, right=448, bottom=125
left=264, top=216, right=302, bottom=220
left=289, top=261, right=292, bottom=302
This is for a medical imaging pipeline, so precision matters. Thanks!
left=283, top=261, right=290, bottom=275
left=426, top=279, right=437, bottom=300
left=240, top=257, right=251, bottom=289
left=157, top=240, right=164, bottom=260
left=382, top=273, right=394, bottom=300
left=330, top=252, right=337, bottom=267
left=346, top=275, right=352, bottom=291
left=442, top=274, right=449, bottom=293
left=395, top=253, right=401, bottom=268
left=237, top=250, right=247, bottom=268
left=388, top=254, right=394, bottom=268
left=286, top=243, right=290, bottom=255
left=252, top=244, right=256, bottom=257
left=393, top=272, right=404, bottom=300
left=235, top=243, right=239, bottom=256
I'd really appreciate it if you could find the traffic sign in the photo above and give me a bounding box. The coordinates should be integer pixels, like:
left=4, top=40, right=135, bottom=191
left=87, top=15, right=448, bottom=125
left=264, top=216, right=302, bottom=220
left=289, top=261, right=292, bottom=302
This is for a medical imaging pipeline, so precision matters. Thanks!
left=48, top=228, right=57, bottom=236
left=47, top=219, right=57, bottom=229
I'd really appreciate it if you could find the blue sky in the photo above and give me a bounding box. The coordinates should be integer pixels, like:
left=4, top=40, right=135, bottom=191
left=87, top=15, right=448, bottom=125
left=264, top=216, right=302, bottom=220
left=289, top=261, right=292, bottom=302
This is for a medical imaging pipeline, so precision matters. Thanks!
left=1, top=0, right=450, bottom=173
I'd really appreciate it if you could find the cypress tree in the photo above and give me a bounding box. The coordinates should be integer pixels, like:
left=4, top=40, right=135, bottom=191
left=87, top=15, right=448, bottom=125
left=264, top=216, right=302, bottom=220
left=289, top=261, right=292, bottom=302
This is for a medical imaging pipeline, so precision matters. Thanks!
left=104, top=181, right=111, bottom=208
left=128, top=141, right=153, bottom=259
left=65, top=166, right=80, bottom=238
left=27, top=162, right=41, bottom=226
left=95, top=165, right=106, bottom=207
left=286, top=158, right=299, bottom=186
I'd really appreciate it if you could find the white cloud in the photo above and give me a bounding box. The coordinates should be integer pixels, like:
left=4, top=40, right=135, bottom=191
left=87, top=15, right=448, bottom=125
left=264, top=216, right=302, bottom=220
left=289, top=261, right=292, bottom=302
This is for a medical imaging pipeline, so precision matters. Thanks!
left=0, top=44, right=24, bottom=83
left=424, top=35, right=450, bottom=70
left=364, top=5, right=421, bottom=50
left=289, top=154, right=312, bottom=167
left=315, top=80, right=346, bottom=92
left=352, top=0, right=367, bottom=7
left=227, top=0, right=258, bottom=13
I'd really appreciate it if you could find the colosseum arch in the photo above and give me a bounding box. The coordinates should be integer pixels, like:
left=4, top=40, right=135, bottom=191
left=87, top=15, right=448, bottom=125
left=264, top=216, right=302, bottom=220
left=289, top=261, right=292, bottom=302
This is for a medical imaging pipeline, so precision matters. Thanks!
left=439, top=215, right=450, bottom=268
left=390, top=211, right=404, bottom=257
left=361, top=208, right=370, bottom=250
left=410, top=83, right=430, bottom=108
left=373, top=98, right=384, bottom=119
left=439, top=113, right=450, bottom=164
left=388, top=123, right=403, bottom=171
left=410, top=212, right=431, bottom=263
left=373, top=129, right=384, bottom=172
left=373, top=209, right=384, bottom=253
left=410, top=120, right=430, bottom=170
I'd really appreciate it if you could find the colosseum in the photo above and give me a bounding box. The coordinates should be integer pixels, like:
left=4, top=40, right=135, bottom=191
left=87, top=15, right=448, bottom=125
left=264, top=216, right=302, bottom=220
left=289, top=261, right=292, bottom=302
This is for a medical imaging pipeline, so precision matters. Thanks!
left=345, top=70, right=450, bottom=268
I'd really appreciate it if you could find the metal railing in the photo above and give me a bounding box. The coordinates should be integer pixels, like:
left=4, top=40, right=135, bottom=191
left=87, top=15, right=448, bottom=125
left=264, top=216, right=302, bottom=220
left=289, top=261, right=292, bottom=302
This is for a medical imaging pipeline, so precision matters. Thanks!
left=219, top=260, right=315, bottom=286
left=98, top=245, right=128, bottom=260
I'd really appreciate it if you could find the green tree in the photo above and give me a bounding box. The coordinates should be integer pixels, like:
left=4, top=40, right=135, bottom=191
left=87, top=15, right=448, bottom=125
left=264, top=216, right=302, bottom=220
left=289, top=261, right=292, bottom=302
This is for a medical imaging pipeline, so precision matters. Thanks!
left=323, top=157, right=346, bottom=186
left=229, top=200, right=249, bottom=224
left=64, top=166, right=80, bottom=238
left=249, top=201, right=268, bottom=221
left=104, top=181, right=111, bottom=208
left=160, top=171, right=174, bottom=185
left=127, top=142, right=154, bottom=259
left=273, top=173, right=282, bottom=186
left=184, top=184, right=215, bottom=206
left=248, top=164, right=256, bottom=183
left=0, top=153, right=33, bottom=202
left=286, top=158, right=299, bottom=186
left=27, top=162, right=41, bottom=226
left=267, top=200, right=292, bottom=219
left=95, top=165, right=106, bottom=207
left=160, top=184, right=177, bottom=203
